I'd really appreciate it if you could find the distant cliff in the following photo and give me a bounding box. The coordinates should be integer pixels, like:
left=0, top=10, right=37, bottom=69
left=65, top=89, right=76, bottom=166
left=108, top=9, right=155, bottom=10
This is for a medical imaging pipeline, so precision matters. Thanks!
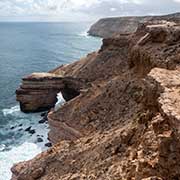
left=88, top=12, right=180, bottom=38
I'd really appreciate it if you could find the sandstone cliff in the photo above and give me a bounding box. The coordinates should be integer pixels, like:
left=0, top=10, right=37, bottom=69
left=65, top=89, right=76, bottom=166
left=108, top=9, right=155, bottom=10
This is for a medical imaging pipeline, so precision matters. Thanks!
left=12, top=21, right=180, bottom=179
left=88, top=12, right=180, bottom=38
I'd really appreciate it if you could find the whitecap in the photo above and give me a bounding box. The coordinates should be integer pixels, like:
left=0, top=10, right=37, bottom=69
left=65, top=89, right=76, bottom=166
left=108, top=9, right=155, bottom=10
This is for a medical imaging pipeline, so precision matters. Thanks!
left=0, top=94, right=65, bottom=179
left=2, top=105, right=25, bottom=117
left=0, top=142, right=41, bottom=180
left=55, top=92, right=65, bottom=111
left=79, top=31, right=90, bottom=38
left=1, top=103, right=50, bottom=150
left=0, top=144, right=6, bottom=152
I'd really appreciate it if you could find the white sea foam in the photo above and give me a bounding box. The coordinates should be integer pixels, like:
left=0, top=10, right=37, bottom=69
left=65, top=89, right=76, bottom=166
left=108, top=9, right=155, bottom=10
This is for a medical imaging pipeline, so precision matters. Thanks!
left=55, top=92, right=65, bottom=111
left=0, top=142, right=41, bottom=180
left=2, top=105, right=28, bottom=119
left=0, top=144, right=6, bottom=151
left=1, top=95, right=65, bottom=179
left=2, top=105, right=21, bottom=116
left=1, top=105, right=50, bottom=179
left=79, top=31, right=90, bottom=38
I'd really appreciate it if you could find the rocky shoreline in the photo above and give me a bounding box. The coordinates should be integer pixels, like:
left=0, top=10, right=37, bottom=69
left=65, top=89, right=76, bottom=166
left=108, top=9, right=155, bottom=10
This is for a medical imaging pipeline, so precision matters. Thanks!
left=12, top=19, right=180, bottom=179
left=16, top=72, right=85, bottom=113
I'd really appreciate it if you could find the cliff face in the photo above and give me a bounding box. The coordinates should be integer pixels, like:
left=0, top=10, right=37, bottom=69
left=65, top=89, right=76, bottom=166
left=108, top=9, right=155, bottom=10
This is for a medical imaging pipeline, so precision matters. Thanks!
left=12, top=21, right=180, bottom=180
left=88, top=12, right=180, bottom=38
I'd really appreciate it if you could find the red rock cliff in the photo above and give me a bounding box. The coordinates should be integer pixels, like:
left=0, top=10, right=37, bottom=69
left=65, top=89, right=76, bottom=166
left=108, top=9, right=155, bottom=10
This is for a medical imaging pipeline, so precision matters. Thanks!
left=13, top=21, right=180, bottom=180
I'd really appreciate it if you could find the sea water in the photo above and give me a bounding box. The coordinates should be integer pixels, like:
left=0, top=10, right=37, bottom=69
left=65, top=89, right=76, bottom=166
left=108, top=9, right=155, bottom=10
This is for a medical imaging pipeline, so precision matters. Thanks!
left=0, top=22, right=101, bottom=180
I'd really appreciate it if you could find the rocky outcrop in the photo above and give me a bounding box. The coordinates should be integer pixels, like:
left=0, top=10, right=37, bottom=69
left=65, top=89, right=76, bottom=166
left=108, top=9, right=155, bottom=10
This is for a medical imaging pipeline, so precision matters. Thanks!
left=12, top=21, right=180, bottom=179
left=88, top=12, right=180, bottom=38
left=16, top=73, right=86, bottom=112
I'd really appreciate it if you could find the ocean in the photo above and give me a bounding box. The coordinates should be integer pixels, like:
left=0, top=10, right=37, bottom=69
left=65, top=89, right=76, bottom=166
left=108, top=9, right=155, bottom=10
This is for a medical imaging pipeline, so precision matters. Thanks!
left=0, top=22, right=101, bottom=180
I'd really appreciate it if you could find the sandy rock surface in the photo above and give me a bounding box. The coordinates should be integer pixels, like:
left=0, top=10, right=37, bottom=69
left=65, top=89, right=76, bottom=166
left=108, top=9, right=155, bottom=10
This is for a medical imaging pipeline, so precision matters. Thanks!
left=13, top=21, right=180, bottom=180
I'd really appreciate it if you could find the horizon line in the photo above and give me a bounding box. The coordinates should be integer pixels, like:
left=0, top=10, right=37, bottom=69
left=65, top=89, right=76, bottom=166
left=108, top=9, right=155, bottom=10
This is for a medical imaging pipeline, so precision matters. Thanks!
left=0, top=21, right=94, bottom=23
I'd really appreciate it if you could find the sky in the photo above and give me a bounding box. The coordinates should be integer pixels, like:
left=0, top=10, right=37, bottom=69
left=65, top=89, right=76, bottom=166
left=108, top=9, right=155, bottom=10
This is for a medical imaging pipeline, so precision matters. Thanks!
left=0, top=0, right=180, bottom=22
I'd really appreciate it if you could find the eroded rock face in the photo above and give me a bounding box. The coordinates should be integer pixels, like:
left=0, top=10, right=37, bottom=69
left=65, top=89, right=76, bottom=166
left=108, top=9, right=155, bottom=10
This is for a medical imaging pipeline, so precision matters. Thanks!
left=16, top=73, right=85, bottom=112
left=88, top=12, right=180, bottom=38
left=12, top=21, right=180, bottom=179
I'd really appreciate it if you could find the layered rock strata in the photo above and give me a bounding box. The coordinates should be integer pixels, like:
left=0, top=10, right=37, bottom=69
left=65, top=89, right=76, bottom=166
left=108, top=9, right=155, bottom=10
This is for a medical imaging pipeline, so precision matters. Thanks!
left=88, top=12, right=180, bottom=38
left=12, top=21, right=180, bottom=179
left=16, top=73, right=86, bottom=112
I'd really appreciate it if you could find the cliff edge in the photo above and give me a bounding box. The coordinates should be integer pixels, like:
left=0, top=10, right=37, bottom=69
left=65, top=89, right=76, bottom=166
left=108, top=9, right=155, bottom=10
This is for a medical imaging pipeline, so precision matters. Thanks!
left=88, top=12, right=180, bottom=38
left=12, top=21, right=180, bottom=179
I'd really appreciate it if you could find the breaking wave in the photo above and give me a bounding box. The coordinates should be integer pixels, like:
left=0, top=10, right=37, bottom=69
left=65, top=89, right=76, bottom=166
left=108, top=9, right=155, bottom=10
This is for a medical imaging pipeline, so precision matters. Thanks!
left=0, top=142, right=41, bottom=180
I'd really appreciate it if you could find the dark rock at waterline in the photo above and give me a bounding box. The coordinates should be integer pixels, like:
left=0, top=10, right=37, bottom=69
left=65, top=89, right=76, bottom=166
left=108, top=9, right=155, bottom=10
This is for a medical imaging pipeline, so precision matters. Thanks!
left=29, top=129, right=36, bottom=135
left=19, top=124, right=23, bottom=127
left=37, top=135, right=44, bottom=137
left=10, top=126, right=15, bottom=130
left=38, top=118, right=47, bottom=124
left=41, top=112, right=46, bottom=117
left=45, top=142, right=52, bottom=147
left=25, top=126, right=36, bottom=134
left=44, top=116, right=48, bottom=121
left=25, top=126, right=32, bottom=132
left=37, top=138, right=43, bottom=143
left=39, top=112, right=48, bottom=124
left=41, top=112, right=48, bottom=117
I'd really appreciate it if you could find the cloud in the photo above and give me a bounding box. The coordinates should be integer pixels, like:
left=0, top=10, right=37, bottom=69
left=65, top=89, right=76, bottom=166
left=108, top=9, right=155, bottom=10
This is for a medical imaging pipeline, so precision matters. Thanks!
left=0, top=0, right=180, bottom=21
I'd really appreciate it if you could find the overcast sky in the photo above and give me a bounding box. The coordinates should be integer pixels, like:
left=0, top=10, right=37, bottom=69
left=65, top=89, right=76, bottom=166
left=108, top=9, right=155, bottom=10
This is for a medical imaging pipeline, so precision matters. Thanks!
left=0, top=0, right=180, bottom=22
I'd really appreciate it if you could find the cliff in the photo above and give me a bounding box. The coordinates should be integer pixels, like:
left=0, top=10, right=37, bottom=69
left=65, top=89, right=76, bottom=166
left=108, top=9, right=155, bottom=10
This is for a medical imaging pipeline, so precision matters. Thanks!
left=88, top=12, right=180, bottom=38
left=12, top=21, right=180, bottom=179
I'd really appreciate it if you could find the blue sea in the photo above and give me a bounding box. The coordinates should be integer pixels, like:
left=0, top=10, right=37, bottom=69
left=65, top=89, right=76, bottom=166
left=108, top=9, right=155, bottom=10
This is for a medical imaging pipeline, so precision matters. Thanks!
left=0, top=22, right=101, bottom=180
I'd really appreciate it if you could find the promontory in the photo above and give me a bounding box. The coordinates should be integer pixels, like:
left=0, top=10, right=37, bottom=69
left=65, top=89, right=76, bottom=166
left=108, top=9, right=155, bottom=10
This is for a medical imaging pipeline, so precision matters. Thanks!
left=12, top=14, right=180, bottom=180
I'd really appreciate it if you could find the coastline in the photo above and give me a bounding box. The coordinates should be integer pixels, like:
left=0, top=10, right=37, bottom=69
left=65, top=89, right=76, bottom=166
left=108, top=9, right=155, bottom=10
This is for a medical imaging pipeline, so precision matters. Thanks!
left=88, top=12, right=180, bottom=38
left=12, top=18, right=180, bottom=179
left=0, top=22, right=102, bottom=180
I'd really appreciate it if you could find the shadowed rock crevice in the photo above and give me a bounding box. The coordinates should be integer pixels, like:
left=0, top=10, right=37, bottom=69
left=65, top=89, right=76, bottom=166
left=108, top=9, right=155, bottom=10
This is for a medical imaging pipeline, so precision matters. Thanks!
left=61, top=87, right=80, bottom=102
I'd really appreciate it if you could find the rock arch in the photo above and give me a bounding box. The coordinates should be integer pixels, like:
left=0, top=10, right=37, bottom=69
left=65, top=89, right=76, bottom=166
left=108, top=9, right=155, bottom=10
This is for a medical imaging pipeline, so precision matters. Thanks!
left=16, top=73, right=84, bottom=113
